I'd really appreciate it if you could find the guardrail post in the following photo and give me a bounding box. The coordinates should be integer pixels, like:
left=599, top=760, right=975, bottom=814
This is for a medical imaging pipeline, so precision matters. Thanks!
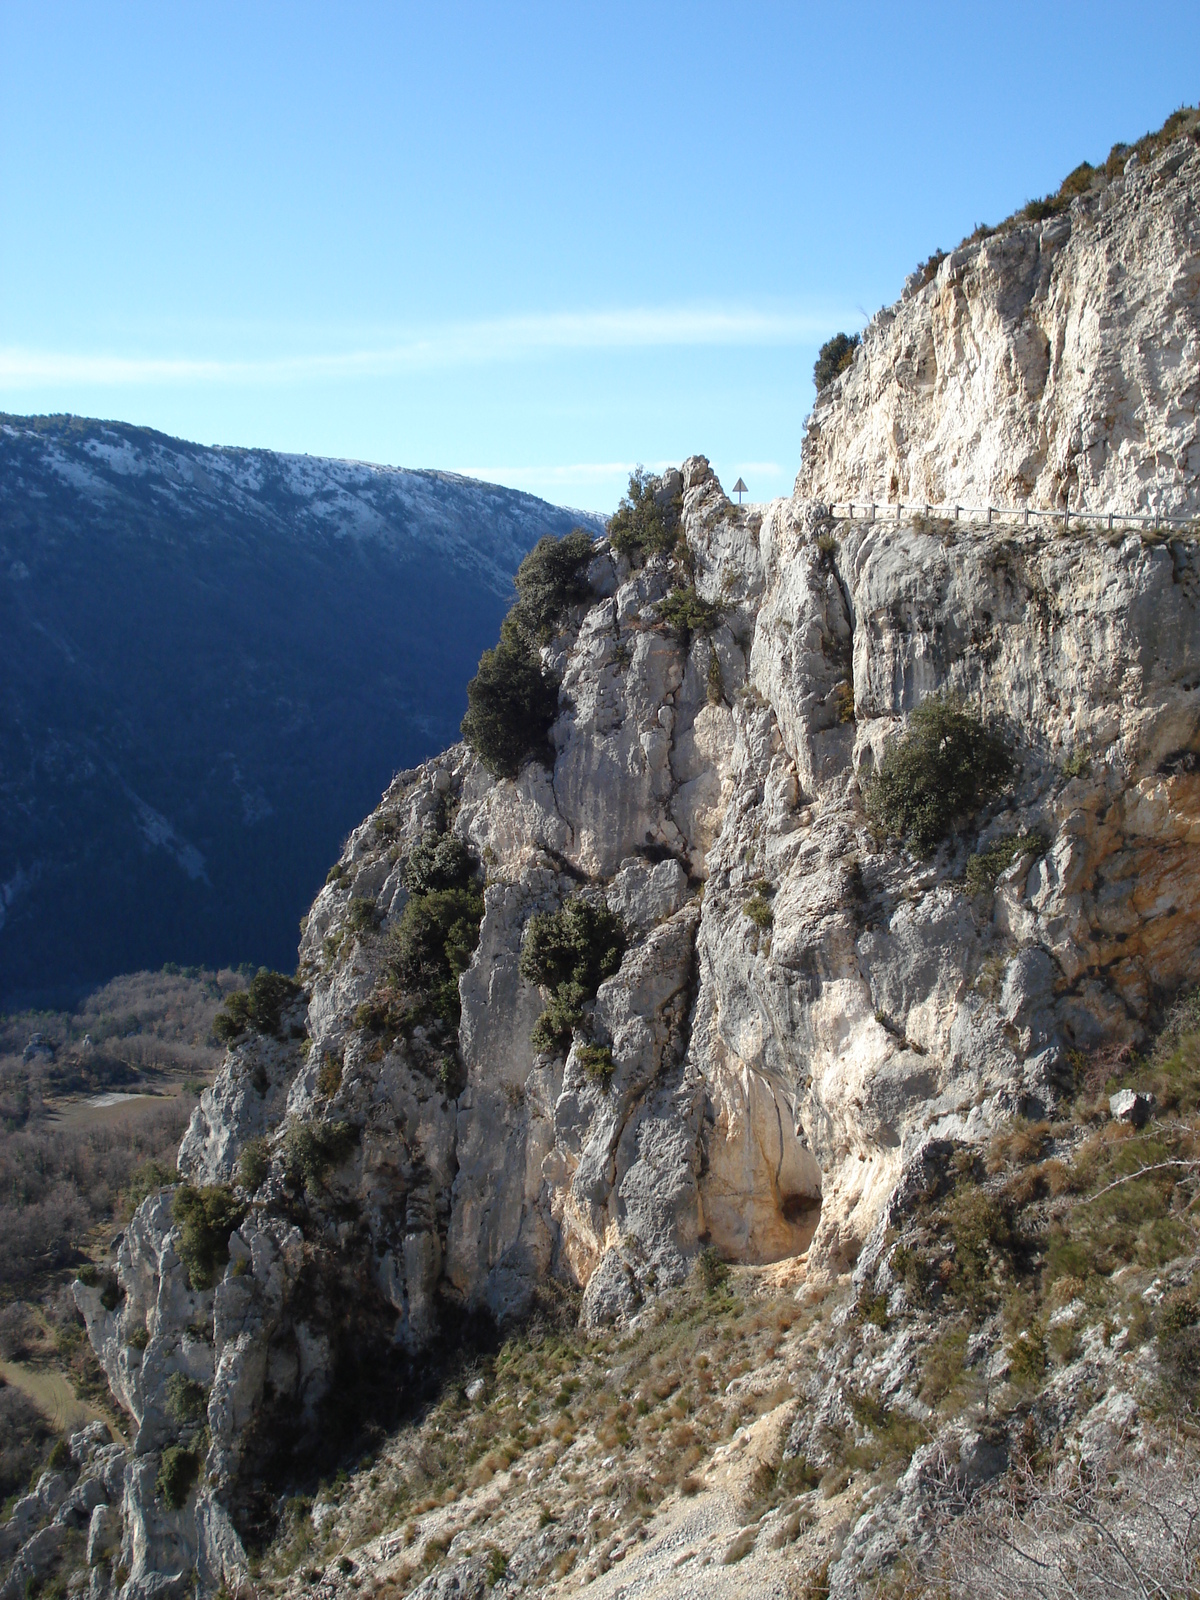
left=1064, top=501, right=1070, bottom=532
left=986, top=507, right=992, bottom=526
left=954, top=505, right=960, bottom=522
left=870, top=503, right=876, bottom=523
left=896, top=501, right=902, bottom=522
left=1108, top=513, right=1114, bottom=531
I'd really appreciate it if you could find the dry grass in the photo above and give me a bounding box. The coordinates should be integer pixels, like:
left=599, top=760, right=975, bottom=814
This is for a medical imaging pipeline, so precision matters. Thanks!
left=259, top=1268, right=821, bottom=1588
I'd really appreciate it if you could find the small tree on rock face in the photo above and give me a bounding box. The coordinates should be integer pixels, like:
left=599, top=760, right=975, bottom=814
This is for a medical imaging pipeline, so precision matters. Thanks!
left=390, top=883, right=484, bottom=1029
left=608, top=468, right=680, bottom=562
left=519, top=897, right=627, bottom=1055
left=511, top=530, right=596, bottom=644
left=460, top=633, right=561, bottom=779
left=156, top=1444, right=199, bottom=1510
left=171, top=1185, right=246, bottom=1289
left=401, top=833, right=475, bottom=896
left=461, top=528, right=594, bottom=779
left=212, top=969, right=302, bottom=1044
left=813, top=332, right=860, bottom=392
left=864, top=694, right=1013, bottom=855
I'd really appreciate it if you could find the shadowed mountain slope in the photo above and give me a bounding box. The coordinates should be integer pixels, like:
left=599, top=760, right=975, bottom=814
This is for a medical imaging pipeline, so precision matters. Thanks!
left=0, top=414, right=604, bottom=1005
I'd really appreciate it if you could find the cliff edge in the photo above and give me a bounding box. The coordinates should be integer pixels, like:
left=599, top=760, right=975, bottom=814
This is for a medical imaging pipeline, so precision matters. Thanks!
left=43, top=110, right=1200, bottom=1600
left=798, top=125, right=1200, bottom=516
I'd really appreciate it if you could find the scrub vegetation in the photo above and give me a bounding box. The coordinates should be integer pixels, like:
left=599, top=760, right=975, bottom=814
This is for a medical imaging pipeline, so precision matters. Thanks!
left=461, top=530, right=596, bottom=779
left=864, top=695, right=1013, bottom=854
left=518, top=898, right=627, bottom=1055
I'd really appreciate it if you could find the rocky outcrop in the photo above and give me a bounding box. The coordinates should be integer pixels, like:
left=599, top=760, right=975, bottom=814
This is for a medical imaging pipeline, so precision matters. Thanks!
left=71, top=447, right=1200, bottom=1597
left=0, top=1424, right=125, bottom=1600
left=60, top=122, right=1200, bottom=1599
left=797, top=135, right=1200, bottom=517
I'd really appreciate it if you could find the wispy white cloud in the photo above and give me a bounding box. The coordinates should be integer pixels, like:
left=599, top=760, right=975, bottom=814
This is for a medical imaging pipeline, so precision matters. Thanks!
left=0, top=305, right=847, bottom=388
left=460, top=461, right=649, bottom=485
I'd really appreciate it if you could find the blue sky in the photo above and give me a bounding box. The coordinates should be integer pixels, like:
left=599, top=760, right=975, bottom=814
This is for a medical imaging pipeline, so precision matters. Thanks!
left=1, top=3, right=1196, bottom=513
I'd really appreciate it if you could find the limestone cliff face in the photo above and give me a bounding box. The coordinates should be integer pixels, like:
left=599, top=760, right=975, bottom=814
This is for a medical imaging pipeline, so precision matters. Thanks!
left=797, top=135, right=1200, bottom=516
left=66, top=138, right=1200, bottom=1600
left=75, top=451, right=1200, bottom=1596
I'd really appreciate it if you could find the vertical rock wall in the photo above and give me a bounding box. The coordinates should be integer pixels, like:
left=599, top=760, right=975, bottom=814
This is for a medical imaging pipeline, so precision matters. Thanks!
left=796, top=136, right=1200, bottom=516
left=75, top=452, right=1200, bottom=1594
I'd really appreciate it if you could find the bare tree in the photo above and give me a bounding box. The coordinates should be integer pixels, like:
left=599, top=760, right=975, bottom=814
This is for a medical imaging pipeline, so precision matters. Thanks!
left=918, top=1435, right=1200, bottom=1600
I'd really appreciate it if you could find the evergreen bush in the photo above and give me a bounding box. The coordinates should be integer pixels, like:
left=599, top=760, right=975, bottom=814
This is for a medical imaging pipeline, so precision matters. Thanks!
left=608, top=468, right=679, bottom=562
left=695, top=1245, right=729, bottom=1292
left=282, top=1119, right=355, bottom=1194
left=401, top=833, right=475, bottom=896
left=461, top=527, right=595, bottom=778
left=165, top=1373, right=207, bottom=1425
left=576, top=1043, right=615, bottom=1087
left=707, top=648, right=725, bottom=705
left=964, top=831, right=1047, bottom=895
left=813, top=333, right=860, bottom=391
left=510, top=530, right=595, bottom=643
left=156, top=1444, right=199, bottom=1509
left=316, top=1049, right=343, bottom=1097
left=347, top=897, right=380, bottom=935
left=519, top=897, right=626, bottom=1056
left=236, top=1137, right=270, bottom=1193
left=656, top=586, right=720, bottom=642
left=864, top=695, right=1013, bottom=854
left=391, top=883, right=485, bottom=1030
left=460, top=633, right=560, bottom=779
left=120, top=1158, right=178, bottom=1218
left=170, top=1185, right=246, bottom=1290
left=743, top=894, right=774, bottom=930
left=212, top=969, right=302, bottom=1044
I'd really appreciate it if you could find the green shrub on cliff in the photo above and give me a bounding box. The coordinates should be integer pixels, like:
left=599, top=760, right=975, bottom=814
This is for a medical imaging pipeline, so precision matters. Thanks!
left=212, top=968, right=302, bottom=1044
left=656, top=586, right=720, bottom=642
left=166, top=1373, right=208, bottom=1426
left=510, top=530, right=595, bottom=643
left=120, top=1158, right=178, bottom=1219
left=813, top=332, right=860, bottom=391
left=864, top=695, right=1012, bottom=854
left=391, top=883, right=485, bottom=1030
left=352, top=831, right=484, bottom=1062
left=461, top=529, right=595, bottom=778
left=237, top=1137, right=270, bottom=1193
left=460, top=629, right=561, bottom=779
left=964, top=831, right=1048, bottom=895
left=282, top=1118, right=356, bottom=1193
left=608, top=468, right=679, bottom=562
left=156, top=1444, right=199, bottom=1509
left=519, top=897, right=626, bottom=1055
left=401, top=833, right=475, bottom=896
left=171, top=1185, right=246, bottom=1290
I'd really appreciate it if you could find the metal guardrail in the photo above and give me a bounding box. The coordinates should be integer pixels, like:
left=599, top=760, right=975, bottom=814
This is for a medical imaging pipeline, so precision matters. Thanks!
left=830, top=499, right=1198, bottom=533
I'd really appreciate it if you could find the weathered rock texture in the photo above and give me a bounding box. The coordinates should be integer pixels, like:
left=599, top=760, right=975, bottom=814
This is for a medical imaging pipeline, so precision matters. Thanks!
left=73, top=453, right=1200, bottom=1596
left=797, top=135, right=1200, bottom=516
left=62, top=131, right=1200, bottom=1600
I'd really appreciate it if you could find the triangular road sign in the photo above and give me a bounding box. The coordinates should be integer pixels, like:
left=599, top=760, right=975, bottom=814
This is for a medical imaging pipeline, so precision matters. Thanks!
left=733, top=477, right=748, bottom=503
